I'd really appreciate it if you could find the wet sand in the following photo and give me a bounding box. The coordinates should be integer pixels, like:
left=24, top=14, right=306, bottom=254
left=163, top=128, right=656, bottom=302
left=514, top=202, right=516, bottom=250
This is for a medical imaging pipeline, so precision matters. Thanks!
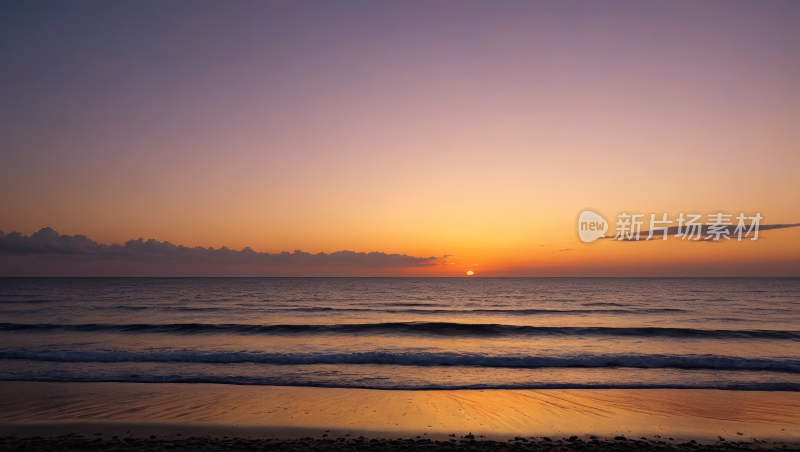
left=1, top=382, right=799, bottom=447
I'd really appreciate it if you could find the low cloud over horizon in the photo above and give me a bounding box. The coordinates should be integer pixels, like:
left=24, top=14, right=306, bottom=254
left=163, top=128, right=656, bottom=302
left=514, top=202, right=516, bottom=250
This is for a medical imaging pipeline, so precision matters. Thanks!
left=603, top=223, right=800, bottom=241
left=0, top=228, right=445, bottom=268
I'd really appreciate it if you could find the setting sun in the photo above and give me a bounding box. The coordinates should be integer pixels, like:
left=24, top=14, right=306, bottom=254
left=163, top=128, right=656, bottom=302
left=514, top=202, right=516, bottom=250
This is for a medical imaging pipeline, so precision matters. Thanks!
left=466, top=271, right=474, bottom=276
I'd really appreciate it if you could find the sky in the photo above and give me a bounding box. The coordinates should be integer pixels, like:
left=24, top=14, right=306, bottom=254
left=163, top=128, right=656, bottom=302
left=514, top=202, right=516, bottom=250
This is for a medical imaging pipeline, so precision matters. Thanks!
left=1, top=0, right=799, bottom=276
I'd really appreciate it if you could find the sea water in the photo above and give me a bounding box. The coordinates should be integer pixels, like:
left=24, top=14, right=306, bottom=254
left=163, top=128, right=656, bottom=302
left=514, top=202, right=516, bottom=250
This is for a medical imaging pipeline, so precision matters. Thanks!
left=0, top=277, right=798, bottom=390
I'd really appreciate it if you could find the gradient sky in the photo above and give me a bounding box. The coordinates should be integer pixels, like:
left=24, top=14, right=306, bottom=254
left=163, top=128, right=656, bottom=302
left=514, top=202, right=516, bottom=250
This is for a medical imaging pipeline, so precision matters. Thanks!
left=1, top=1, right=799, bottom=276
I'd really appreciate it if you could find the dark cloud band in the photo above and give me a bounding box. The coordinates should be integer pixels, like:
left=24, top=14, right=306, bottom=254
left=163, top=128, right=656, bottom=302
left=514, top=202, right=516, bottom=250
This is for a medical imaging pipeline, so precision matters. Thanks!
left=0, top=228, right=444, bottom=268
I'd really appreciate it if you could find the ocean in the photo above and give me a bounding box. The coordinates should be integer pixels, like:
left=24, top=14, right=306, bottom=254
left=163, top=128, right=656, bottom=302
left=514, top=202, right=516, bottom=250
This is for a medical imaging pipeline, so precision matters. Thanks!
left=0, top=277, right=798, bottom=391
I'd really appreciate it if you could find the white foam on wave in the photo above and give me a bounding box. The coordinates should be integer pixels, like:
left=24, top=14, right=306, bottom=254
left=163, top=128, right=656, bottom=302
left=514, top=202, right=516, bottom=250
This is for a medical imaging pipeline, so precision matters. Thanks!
left=1, top=349, right=798, bottom=372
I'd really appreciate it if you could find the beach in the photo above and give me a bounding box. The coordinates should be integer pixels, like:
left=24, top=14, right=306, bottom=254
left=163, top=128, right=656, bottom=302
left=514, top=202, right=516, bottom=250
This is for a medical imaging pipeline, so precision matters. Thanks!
left=1, top=382, right=799, bottom=450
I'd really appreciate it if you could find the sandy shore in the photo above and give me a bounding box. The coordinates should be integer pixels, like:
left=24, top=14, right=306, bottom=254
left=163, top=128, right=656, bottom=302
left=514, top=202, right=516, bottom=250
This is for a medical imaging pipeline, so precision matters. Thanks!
left=1, top=382, right=799, bottom=447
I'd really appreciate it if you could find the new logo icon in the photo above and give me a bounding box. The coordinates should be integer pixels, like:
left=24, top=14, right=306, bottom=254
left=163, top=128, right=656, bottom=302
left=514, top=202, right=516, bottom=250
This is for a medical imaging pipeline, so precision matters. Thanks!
left=577, top=210, right=608, bottom=243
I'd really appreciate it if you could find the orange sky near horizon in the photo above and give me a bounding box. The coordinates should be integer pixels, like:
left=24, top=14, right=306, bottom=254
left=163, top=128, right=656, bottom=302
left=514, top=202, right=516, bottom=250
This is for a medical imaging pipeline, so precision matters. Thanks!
left=1, top=1, right=798, bottom=276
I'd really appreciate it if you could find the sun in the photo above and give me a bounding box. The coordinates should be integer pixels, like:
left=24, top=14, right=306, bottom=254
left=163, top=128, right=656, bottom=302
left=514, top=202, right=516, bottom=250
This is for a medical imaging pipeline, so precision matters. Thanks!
left=466, top=271, right=474, bottom=276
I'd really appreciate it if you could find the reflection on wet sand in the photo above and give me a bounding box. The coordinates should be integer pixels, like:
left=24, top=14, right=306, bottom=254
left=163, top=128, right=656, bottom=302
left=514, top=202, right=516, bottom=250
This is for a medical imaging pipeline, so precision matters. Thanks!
left=1, top=382, right=798, bottom=442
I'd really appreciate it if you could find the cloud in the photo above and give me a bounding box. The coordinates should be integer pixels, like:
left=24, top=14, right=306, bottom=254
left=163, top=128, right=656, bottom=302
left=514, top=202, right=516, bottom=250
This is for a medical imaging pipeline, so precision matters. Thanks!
left=559, top=249, right=574, bottom=252
left=0, top=228, right=444, bottom=268
left=603, top=223, right=800, bottom=240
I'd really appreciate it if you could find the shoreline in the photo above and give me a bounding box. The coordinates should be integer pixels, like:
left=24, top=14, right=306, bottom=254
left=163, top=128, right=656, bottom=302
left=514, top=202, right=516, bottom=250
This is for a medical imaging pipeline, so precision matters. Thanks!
left=4, top=379, right=800, bottom=392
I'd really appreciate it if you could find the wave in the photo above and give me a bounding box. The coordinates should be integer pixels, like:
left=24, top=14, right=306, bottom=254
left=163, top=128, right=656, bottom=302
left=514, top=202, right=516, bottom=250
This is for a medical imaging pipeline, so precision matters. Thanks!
left=0, top=299, right=61, bottom=304
left=580, top=302, right=630, bottom=307
left=347, top=302, right=447, bottom=307
left=1, top=350, right=798, bottom=372
left=0, top=304, right=693, bottom=315
left=1, top=322, right=798, bottom=340
left=1, top=374, right=798, bottom=391
left=262, top=307, right=689, bottom=314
